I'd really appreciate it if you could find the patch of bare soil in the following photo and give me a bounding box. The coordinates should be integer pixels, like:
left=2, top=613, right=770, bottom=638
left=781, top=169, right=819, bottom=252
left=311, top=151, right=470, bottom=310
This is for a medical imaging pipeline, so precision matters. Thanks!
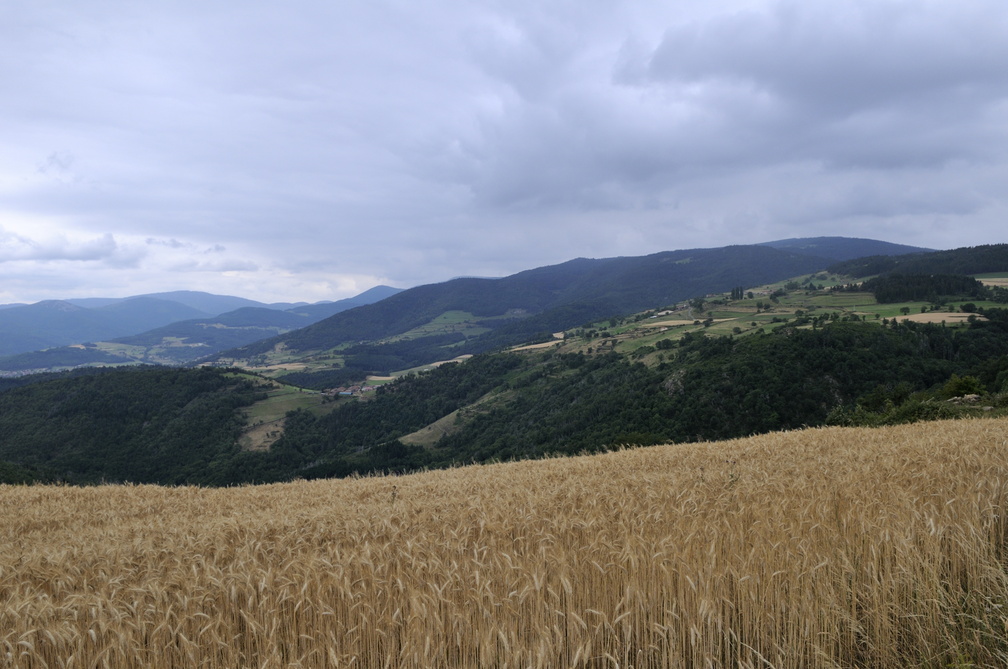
left=427, top=354, right=474, bottom=367
left=258, top=363, right=309, bottom=371
left=897, top=312, right=984, bottom=324
left=510, top=334, right=565, bottom=352
left=511, top=341, right=563, bottom=351
left=648, top=319, right=701, bottom=328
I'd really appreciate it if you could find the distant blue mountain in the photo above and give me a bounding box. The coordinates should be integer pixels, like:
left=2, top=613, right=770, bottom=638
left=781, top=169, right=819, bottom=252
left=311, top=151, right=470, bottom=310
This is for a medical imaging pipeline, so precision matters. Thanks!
left=289, top=285, right=404, bottom=320
left=67, top=291, right=272, bottom=315
left=0, top=286, right=403, bottom=362
left=0, top=298, right=206, bottom=357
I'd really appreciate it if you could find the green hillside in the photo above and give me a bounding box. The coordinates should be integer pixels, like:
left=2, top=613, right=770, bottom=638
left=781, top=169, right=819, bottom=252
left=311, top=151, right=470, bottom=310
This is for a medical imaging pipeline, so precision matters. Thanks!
left=2, top=255, right=1007, bottom=486
left=207, top=244, right=852, bottom=377
left=1, top=241, right=1002, bottom=487
left=0, top=367, right=265, bottom=484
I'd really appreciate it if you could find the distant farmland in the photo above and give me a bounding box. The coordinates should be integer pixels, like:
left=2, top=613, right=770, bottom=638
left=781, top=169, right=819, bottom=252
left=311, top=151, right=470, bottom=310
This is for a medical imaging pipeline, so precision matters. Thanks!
left=3, top=419, right=1008, bottom=667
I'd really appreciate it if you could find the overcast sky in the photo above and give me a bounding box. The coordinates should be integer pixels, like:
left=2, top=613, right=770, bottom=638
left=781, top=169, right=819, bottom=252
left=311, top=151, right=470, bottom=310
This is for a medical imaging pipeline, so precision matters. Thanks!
left=2, top=1, right=1006, bottom=304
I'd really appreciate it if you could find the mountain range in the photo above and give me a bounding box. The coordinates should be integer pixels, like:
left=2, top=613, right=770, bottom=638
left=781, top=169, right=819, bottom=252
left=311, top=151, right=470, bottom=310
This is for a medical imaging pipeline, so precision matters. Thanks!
left=207, top=237, right=931, bottom=374
left=2, top=237, right=1007, bottom=486
left=0, top=286, right=401, bottom=368
left=0, top=237, right=929, bottom=374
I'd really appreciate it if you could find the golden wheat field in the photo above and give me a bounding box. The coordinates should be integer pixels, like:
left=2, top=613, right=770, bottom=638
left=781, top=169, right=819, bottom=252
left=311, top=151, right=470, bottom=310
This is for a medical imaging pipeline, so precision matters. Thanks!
left=3, top=419, right=1008, bottom=668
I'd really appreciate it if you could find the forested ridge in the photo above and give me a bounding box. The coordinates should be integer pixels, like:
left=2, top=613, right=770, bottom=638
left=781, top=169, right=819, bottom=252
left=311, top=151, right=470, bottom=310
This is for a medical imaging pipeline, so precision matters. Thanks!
left=0, top=367, right=264, bottom=484
left=213, top=245, right=834, bottom=367
left=3, top=240, right=1005, bottom=486
left=421, top=313, right=1008, bottom=461
left=828, top=243, right=1008, bottom=278
left=4, top=309, right=1007, bottom=485
left=856, top=274, right=990, bottom=303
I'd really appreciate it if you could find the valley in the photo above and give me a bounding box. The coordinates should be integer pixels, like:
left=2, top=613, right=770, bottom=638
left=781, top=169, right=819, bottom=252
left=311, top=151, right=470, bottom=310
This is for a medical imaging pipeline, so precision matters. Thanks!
left=1, top=239, right=1008, bottom=487
left=213, top=258, right=1008, bottom=479
left=3, top=239, right=1008, bottom=669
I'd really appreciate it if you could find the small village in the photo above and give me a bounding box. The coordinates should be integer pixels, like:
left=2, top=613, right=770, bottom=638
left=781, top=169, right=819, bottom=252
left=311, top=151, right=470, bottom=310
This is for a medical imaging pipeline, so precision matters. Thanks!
left=324, top=384, right=378, bottom=398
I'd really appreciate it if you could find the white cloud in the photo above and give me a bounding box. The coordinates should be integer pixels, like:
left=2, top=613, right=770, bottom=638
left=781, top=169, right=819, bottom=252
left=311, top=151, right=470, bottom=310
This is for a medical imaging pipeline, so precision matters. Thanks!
left=0, top=227, right=128, bottom=263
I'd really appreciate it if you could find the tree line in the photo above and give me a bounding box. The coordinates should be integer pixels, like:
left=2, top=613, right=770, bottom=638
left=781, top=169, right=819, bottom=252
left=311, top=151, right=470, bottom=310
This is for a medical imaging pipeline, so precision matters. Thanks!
left=3, top=311, right=1008, bottom=486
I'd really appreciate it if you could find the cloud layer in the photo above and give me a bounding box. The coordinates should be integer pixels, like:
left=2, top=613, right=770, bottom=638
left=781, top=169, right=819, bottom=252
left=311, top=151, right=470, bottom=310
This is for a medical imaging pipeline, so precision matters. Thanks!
left=1, top=0, right=1006, bottom=303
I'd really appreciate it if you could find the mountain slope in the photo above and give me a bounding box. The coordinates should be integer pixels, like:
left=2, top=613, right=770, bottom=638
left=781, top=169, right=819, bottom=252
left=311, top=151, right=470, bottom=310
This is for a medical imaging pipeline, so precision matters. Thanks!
left=288, top=285, right=404, bottom=320
left=1, top=241, right=1006, bottom=486
left=95, top=297, right=214, bottom=334
left=3, top=307, right=1006, bottom=486
left=214, top=242, right=890, bottom=370
left=100, top=286, right=406, bottom=365
left=0, top=367, right=263, bottom=484
left=828, top=243, right=1008, bottom=278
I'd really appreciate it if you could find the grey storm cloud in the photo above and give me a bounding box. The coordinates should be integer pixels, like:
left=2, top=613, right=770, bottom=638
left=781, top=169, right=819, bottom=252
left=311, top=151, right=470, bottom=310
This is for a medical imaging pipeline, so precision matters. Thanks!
left=0, top=0, right=1005, bottom=304
left=640, top=1, right=1008, bottom=167
left=456, top=1, right=1008, bottom=206
left=647, top=2, right=1008, bottom=111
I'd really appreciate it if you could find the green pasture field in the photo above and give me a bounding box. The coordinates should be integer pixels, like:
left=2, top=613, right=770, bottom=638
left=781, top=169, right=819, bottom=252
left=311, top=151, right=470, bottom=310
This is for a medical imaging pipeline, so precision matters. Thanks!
left=957, top=300, right=1005, bottom=311
left=867, top=300, right=998, bottom=319
left=233, top=273, right=1001, bottom=391
left=240, top=345, right=350, bottom=376
left=385, top=311, right=492, bottom=342
left=563, top=284, right=904, bottom=358
left=799, top=291, right=876, bottom=309
left=241, top=383, right=330, bottom=423
left=95, top=342, right=148, bottom=359
left=607, top=328, right=694, bottom=354
left=94, top=337, right=215, bottom=366
left=747, top=274, right=851, bottom=296
left=704, top=308, right=756, bottom=319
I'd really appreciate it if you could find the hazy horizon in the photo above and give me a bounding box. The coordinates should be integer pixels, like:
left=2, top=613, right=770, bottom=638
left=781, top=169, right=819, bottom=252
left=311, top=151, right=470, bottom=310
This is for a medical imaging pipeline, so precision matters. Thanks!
left=0, top=234, right=951, bottom=307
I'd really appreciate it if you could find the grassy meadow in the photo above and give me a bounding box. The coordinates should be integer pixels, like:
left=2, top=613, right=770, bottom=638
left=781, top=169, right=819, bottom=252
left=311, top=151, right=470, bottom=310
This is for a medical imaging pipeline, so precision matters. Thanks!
left=4, top=418, right=1008, bottom=668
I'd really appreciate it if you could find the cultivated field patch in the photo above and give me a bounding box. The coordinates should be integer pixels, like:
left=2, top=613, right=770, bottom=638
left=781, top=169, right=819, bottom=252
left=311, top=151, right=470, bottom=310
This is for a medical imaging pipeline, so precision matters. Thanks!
left=982, top=278, right=1008, bottom=287
left=897, top=311, right=983, bottom=324
left=385, top=311, right=492, bottom=343
left=237, top=381, right=334, bottom=450
left=645, top=318, right=700, bottom=328
left=4, top=418, right=1008, bottom=667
